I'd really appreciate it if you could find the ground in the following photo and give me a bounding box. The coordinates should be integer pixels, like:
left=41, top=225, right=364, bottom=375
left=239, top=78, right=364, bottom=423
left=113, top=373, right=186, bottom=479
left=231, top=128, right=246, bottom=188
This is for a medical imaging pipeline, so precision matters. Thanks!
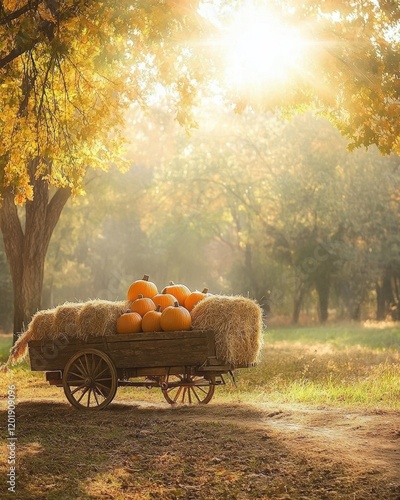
left=1, top=393, right=400, bottom=499
left=1, top=324, right=400, bottom=498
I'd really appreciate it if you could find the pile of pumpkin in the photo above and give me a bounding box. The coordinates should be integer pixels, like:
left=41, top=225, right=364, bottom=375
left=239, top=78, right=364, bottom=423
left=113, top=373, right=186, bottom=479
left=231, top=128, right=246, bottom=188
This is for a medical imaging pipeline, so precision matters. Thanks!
left=117, top=275, right=210, bottom=334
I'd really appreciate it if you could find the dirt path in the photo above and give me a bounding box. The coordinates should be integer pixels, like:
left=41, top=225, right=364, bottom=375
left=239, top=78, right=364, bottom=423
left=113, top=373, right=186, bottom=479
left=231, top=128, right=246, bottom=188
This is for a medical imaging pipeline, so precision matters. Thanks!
left=257, top=403, right=400, bottom=481
left=141, top=400, right=400, bottom=483
left=2, top=396, right=400, bottom=499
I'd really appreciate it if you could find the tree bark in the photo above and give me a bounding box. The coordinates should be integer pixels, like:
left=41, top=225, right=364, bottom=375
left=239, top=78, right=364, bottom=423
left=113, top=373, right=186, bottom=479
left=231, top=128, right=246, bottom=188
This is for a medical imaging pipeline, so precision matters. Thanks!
left=376, top=271, right=394, bottom=321
left=0, top=176, right=70, bottom=343
left=376, top=282, right=386, bottom=321
left=315, top=277, right=330, bottom=323
left=292, top=284, right=306, bottom=324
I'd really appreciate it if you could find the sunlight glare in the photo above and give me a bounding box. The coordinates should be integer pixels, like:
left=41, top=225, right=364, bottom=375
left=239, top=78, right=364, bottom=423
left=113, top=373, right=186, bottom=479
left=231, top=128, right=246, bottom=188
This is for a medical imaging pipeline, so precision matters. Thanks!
left=221, top=6, right=307, bottom=90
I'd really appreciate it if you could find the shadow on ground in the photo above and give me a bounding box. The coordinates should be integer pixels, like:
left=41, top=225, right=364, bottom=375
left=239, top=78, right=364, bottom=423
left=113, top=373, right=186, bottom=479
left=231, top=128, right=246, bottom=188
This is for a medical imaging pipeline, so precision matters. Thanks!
left=1, top=400, right=399, bottom=499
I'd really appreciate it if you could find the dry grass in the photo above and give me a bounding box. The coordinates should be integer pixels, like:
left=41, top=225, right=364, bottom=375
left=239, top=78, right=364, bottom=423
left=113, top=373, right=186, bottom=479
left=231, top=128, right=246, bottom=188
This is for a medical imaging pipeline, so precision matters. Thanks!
left=1, top=325, right=400, bottom=498
left=191, top=295, right=264, bottom=366
left=2, top=323, right=400, bottom=411
left=217, top=324, right=400, bottom=410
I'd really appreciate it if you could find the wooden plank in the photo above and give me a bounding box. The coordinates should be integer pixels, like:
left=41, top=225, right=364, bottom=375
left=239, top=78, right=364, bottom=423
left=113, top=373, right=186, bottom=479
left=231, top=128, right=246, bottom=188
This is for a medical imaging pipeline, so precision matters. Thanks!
left=106, top=330, right=215, bottom=369
left=28, top=330, right=214, bottom=346
left=107, top=334, right=213, bottom=369
left=196, top=365, right=232, bottom=372
left=28, top=335, right=109, bottom=347
left=28, top=339, right=108, bottom=371
left=28, top=330, right=216, bottom=372
left=105, top=330, right=214, bottom=344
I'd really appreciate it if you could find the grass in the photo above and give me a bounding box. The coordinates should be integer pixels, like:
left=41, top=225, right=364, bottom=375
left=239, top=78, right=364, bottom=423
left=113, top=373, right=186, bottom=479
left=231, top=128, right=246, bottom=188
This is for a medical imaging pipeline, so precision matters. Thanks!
left=220, top=323, right=400, bottom=409
left=0, top=333, right=13, bottom=361
left=1, top=325, right=400, bottom=499
left=1, top=323, right=400, bottom=410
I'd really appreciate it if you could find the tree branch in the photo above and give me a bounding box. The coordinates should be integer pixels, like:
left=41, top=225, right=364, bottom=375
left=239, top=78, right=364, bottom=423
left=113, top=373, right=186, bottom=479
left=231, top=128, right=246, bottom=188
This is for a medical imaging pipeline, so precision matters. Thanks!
left=0, top=44, right=36, bottom=70
left=0, top=0, right=42, bottom=26
left=0, top=0, right=82, bottom=70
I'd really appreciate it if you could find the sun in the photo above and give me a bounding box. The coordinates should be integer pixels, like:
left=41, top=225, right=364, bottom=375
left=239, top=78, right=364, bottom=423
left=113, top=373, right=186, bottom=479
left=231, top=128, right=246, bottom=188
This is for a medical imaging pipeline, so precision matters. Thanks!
left=212, top=4, right=308, bottom=91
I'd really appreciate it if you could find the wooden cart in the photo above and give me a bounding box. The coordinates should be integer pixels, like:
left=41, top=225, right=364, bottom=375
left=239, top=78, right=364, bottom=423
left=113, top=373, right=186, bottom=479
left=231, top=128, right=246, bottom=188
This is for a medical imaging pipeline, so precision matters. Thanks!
left=28, top=330, right=250, bottom=410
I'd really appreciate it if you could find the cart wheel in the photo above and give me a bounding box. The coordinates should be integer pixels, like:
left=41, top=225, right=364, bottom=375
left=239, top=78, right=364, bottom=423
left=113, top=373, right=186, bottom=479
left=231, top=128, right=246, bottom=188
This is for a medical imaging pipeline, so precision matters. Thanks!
left=162, top=375, right=215, bottom=405
left=62, top=349, right=118, bottom=410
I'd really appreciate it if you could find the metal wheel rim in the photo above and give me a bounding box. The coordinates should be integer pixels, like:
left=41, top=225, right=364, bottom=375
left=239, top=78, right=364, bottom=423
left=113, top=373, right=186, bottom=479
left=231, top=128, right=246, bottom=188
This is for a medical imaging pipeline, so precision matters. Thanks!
left=62, top=349, right=117, bottom=410
left=162, top=375, right=215, bottom=405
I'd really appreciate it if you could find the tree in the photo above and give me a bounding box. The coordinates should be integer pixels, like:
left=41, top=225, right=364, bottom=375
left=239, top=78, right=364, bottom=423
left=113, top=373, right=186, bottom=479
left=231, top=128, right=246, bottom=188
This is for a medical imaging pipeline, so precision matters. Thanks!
left=209, top=0, right=400, bottom=154
left=0, top=0, right=208, bottom=340
left=143, top=102, right=400, bottom=322
left=302, top=0, right=400, bottom=155
left=0, top=238, right=13, bottom=331
left=2, top=0, right=400, bottom=338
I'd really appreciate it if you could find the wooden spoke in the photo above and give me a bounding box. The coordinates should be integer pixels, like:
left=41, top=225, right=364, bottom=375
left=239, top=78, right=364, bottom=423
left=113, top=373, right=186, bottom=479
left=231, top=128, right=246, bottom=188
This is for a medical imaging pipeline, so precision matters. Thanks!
left=93, top=389, right=100, bottom=406
left=71, top=384, right=86, bottom=395
left=92, top=358, right=106, bottom=378
left=192, top=387, right=202, bottom=403
left=77, top=357, right=88, bottom=376
left=63, top=349, right=117, bottom=410
left=162, top=375, right=215, bottom=405
left=76, top=386, right=90, bottom=403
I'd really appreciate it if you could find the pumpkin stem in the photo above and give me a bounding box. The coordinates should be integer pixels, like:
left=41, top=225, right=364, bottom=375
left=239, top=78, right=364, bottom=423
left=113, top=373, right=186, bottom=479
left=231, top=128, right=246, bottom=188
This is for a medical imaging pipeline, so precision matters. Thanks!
left=169, top=281, right=175, bottom=285
left=156, top=305, right=162, bottom=312
left=174, top=301, right=179, bottom=307
left=202, top=288, right=209, bottom=293
left=138, top=294, right=144, bottom=299
left=143, top=275, right=150, bottom=281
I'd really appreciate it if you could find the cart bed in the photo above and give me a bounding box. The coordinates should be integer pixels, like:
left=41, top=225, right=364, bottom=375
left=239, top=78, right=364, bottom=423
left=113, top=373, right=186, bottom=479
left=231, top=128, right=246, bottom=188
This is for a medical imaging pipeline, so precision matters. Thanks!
left=28, top=330, right=217, bottom=372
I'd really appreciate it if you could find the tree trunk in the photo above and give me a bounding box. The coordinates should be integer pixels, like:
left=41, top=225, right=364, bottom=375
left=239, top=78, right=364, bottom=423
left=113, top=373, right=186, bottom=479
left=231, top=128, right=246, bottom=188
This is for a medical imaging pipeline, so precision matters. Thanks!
left=376, top=271, right=394, bottom=321
left=376, top=282, right=386, bottom=321
left=292, top=283, right=306, bottom=324
left=315, top=278, right=330, bottom=323
left=351, top=303, right=361, bottom=321
left=0, top=171, right=70, bottom=343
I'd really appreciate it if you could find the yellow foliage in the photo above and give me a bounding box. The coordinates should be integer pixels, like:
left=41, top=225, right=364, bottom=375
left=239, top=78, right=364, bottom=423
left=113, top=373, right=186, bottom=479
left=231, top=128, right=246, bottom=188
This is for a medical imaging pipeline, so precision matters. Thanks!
left=0, top=0, right=204, bottom=204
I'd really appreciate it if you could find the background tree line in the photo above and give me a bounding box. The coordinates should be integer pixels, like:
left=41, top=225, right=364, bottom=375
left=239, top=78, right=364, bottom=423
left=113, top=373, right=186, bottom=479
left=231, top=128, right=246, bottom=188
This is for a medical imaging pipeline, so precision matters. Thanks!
left=1, top=106, right=399, bottom=330
left=1, top=0, right=399, bottom=337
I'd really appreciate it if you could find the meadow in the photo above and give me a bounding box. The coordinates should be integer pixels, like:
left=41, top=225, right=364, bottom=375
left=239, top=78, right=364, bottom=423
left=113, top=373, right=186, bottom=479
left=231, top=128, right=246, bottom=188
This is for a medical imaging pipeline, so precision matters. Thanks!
left=1, top=323, right=400, bottom=410
left=1, top=324, right=400, bottom=500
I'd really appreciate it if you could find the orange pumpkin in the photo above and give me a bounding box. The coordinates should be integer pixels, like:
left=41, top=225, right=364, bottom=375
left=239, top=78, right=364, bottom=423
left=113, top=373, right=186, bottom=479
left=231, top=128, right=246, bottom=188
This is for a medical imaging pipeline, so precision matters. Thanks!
left=184, top=288, right=209, bottom=312
left=142, top=305, right=162, bottom=332
left=160, top=301, right=192, bottom=331
left=131, top=295, right=156, bottom=317
left=152, top=291, right=176, bottom=311
left=116, top=312, right=142, bottom=334
left=127, top=274, right=158, bottom=301
left=162, top=281, right=191, bottom=306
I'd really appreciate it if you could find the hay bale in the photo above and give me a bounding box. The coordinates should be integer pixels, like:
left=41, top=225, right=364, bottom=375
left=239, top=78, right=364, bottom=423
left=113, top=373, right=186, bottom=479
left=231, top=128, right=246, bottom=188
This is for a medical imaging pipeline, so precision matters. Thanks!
left=0, top=300, right=130, bottom=371
left=0, top=308, right=57, bottom=370
left=54, top=302, right=84, bottom=338
left=77, top=299, right=129, bottom=339
left=29, top=308, right=57, bottom=340
left=191, top=295, right=264, bottom=366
